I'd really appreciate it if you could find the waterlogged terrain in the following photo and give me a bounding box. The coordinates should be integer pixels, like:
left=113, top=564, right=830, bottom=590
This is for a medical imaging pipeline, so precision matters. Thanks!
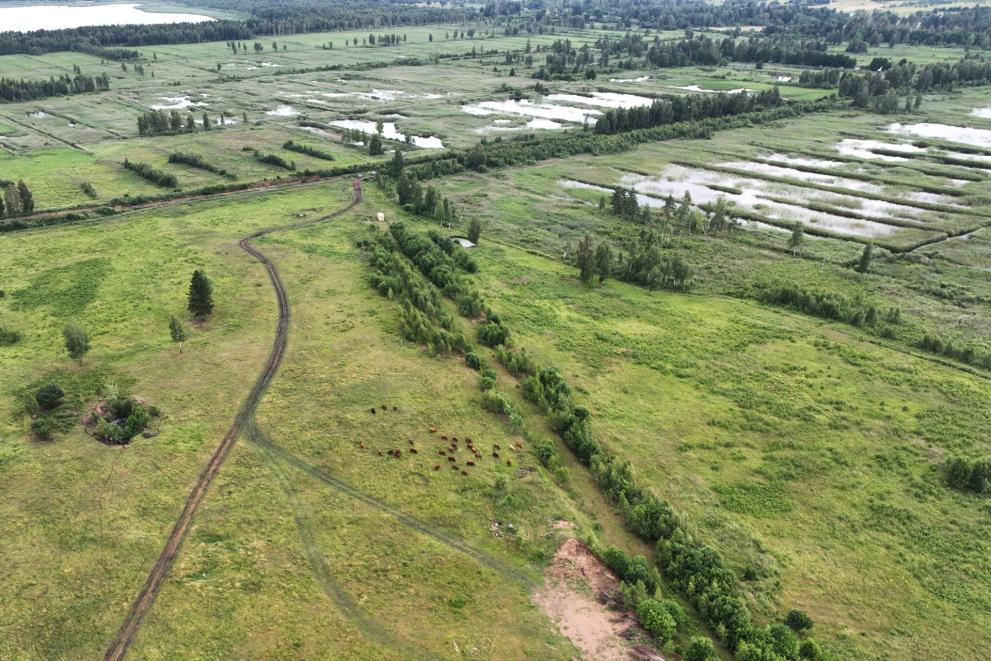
left=0, top=3, right=214, bottom=31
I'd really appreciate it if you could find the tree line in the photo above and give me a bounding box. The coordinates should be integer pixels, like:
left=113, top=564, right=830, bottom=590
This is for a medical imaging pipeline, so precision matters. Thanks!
left=595, top=87, right=784, bottom=134
left=122, top=159, right=177, bottom=188
left=0, top=71, right=109, bottom=103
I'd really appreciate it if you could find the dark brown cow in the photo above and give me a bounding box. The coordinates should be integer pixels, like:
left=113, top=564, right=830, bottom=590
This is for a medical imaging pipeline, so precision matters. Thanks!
left=410, top=448, right=418, bottom=454
left=492, top=452, right=500, bottom=459
left=467, top=461, right=475, bottom=467
left=448, top=456, right=456, bottom=463
left=433, top=465, right=441, bottom=471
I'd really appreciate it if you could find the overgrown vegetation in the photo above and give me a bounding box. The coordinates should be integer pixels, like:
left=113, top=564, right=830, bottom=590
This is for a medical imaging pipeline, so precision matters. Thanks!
left=122, top=159, right=178, bottom=188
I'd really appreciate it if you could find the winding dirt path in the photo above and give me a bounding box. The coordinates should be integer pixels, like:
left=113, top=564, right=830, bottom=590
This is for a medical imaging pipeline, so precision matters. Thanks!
left=102, top=197, right=358, bottom=661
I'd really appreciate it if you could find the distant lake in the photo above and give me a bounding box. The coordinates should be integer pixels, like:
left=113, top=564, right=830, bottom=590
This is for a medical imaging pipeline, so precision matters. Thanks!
left=0, top=3, right=214, bottom=32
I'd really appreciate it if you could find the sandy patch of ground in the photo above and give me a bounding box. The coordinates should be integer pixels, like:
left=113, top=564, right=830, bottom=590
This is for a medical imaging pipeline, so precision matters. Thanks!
left=534, top=537, right=664, bottom=661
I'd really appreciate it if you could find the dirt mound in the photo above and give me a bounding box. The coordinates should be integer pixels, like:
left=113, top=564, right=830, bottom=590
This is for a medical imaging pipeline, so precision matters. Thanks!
left=533, top=538, right=663, bottom=661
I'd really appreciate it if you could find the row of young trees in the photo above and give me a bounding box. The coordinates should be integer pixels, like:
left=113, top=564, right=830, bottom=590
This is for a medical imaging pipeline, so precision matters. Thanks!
left=492, top=331, right=826, bottom=660
left=0, top=180, right=35, bottom=218
left=595, top=88, right=785, bottom=134
left=0, top=72, right=110, bottom=103
left=122, top=159, right=177, bottom=188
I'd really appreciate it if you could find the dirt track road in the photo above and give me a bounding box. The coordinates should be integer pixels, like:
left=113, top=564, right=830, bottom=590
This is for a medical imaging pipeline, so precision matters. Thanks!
left=102, top=198, right=358, bottom=661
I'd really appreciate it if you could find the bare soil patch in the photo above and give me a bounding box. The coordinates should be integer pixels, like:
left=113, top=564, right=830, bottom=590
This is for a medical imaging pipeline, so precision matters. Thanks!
left=534, top=537, right=664, bottom=661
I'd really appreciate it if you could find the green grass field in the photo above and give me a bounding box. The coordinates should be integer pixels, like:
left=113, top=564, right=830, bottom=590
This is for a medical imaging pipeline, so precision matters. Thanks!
left=3, top=14, right=991, bottom=661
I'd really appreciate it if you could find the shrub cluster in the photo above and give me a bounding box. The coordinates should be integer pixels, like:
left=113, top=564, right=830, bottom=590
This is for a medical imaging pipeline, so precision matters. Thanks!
left=944, top=456, right=991, bottom=494
left=122, top=159, right=177, bottom=188
left=282, top=139, right=335, bottom=161
left=755, top=282, right=898, bottom=330
left=918, top=334, right=991, bottom=369
left=0, top=324, right=21, bottom=345
left=255, top=152, right=296, bottom=171
left=168, top=152, right=236, bottom=179
left=92, top=396, right=154, bottom=445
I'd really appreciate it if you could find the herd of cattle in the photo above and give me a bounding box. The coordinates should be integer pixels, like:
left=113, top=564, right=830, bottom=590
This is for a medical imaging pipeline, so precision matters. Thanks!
left=364, top=406, right=525, bottom=477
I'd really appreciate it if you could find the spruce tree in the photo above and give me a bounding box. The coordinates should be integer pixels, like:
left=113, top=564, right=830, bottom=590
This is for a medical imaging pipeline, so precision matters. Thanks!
left=788, top=223, right=804, bottom=256
left=368, top=133, right=384, bottom=155
left=576, top=234, right=596, bottom=285
left=855, top=244, right=873, bottom=273
left=187, top=269, right=214, bottom=318
left=467, top=217, right=482, bottom=244
left=3, top=183, right=21, bottom=218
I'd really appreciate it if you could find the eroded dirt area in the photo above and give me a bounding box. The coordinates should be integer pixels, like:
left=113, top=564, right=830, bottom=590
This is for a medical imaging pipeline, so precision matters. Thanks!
left=533, top=537, right=663, bottom=661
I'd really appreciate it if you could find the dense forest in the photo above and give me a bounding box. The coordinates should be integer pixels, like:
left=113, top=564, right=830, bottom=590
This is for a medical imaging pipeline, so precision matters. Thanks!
left=0, top=70, right=109, bottom=102
left=3, top=0, right=991, bottom=58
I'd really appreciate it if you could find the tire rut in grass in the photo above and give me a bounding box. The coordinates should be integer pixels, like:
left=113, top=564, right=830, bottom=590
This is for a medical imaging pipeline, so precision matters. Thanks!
left=248, top=421, right=433, bottom=660
left=103, top=198, right=357, bottom=661
left=243, top=422, right=533, bottom=589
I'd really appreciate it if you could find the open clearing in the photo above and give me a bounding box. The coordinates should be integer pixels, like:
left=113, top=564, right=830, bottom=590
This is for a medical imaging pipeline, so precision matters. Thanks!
left=3, top=8, right=991, bottom=661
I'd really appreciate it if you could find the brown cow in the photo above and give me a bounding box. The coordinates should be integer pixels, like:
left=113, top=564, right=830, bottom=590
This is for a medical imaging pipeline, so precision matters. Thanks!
left=461, top=470, right=468, bottom=476
left=492, top=451, right=500, bottom=459
left=377, top=450, right=383, bottom=456
left=429, top=427, right=437, bottom=433
left=441, top=435, right=448, bottom=440
left=433, top=465, right=441, bottom=471
left=467, top=461, right=475, bottom=467
left=410, top=448, right=418, bottom=454
left=439, top=450, right=446, bottom=456
left=448, top=456, right=456, bottom=463
left=494, top=444, right=501, bottom=450
left=370, top=407, right=376, bottom=414
left=359, top=442, right=366, bottom=449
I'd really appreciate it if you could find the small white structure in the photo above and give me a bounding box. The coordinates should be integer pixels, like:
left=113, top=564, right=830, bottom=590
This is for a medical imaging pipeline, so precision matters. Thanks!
left=376, top=212, right=385, bottom=222
left=776, top=75, right=792, bottom=83
left=451, top=236, right=476, bottom=248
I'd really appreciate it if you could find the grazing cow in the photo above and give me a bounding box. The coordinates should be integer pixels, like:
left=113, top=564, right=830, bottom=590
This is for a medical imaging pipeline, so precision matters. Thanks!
left=439, top=450, right=446, bottom=456
left=465, top=437, right=472, bottom=443
left=516, top=441, right=523, bottom=448
left=377, top=450, right=383, bottom=456
left=448, top=456, right=456, bottom=463
left=494, top=444, right=501, bottom=450
left=506, top=459, right=512, bottom=466
left=370, top=408, right=376, bottom=414
left=381, top=404, right=387, bottom=411
left=408, top=439, right=414, bottom=445
left=461, top=470, right=468, bottom=476
left=359, top=442, right=366, bottom=449
left=410, top=448, right=418, bottom=454
left=451, top=437, right=458, bottom=442
left=441, top=435, right=448, bottom=440
left=451, top=465, right=458, bottom=470
left=429, top=427, right=437, bottom=433
left=467, top=461, right=475, bottom=467
left=434, top=465, right=441, bottom=471
left=493, top=452, right=500, bottom=459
